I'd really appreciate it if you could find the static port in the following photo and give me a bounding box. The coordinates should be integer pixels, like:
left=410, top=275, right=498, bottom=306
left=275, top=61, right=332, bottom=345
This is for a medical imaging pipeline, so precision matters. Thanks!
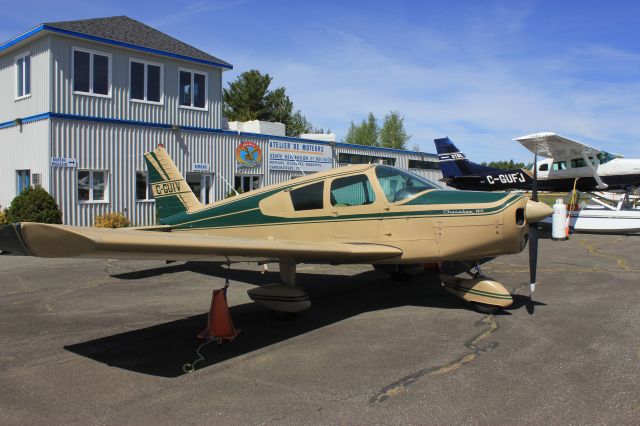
left=515, top=208, right=525, bottom=226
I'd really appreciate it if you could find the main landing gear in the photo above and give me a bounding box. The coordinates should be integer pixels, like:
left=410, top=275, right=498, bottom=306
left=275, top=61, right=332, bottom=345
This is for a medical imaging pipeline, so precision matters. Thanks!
left=247, top=260, right=311, bottom=320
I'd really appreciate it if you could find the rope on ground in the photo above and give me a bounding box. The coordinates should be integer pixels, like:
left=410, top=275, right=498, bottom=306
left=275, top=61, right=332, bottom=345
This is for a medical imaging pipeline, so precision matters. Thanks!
left=182, top=338, right=221, bottom=373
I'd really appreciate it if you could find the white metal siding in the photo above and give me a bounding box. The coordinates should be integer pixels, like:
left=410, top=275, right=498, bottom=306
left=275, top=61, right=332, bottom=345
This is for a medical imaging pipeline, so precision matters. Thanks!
left=0, top=118, right=50, bottom=208
left=49, top=35, right=222, bottom=128
left=0, top=35, right=50, bottom=123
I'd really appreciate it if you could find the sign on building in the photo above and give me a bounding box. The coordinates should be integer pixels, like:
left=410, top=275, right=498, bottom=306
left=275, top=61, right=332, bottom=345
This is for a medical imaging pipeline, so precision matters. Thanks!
left=235, top=141, right=263, bottom=171
left=50, top=157, right=77, bottom=168
left=268, top=140, right=332, bottom=172
left=192, top=162, right=210, bottom=172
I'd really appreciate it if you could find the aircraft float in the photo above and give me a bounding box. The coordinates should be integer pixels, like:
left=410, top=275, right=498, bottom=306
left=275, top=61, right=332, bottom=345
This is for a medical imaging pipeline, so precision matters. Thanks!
left=0, top=145, right=552, bottom=317
left=436, top=133, right=640, bottom=233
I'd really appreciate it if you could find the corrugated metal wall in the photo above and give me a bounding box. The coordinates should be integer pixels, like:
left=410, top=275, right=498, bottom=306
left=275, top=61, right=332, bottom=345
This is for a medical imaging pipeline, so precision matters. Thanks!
left=0, top=35, right=50, bottom=123
left=50, top=119, right=442, bottom=227
left=49, top=35, right=222, bottom=129
left=333, top=144, right=442, bottom=182
left=0, top=118, right=50, bottom=208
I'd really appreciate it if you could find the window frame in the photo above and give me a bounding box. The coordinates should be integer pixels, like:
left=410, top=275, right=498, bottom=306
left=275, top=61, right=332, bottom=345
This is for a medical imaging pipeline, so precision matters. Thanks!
left=178, top=67, right=208, bottom=111
left=15, top=51, right=31, bottom=100
left=135, top=171, right=155, bottom=202
left=72, top=47, right=112, bottom=98
left=77, top=169, right=109, bottom=204
left=129, top=58, right=164, bottom=105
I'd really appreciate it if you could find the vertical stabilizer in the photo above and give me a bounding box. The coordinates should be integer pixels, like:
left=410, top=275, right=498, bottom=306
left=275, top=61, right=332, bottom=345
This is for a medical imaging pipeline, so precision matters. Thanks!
left=144, top=146, right=202, bottom=222
left=434, top=137, right=499, bottom=178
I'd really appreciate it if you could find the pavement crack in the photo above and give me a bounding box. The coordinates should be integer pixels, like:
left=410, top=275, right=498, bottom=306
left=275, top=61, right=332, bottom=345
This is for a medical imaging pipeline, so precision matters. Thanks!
left=368, top=315, right=499, bottom=405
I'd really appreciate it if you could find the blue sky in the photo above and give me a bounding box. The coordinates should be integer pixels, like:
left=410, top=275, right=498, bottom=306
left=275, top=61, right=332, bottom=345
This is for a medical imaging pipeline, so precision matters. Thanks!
left=2, top=0, right=640, bottom=161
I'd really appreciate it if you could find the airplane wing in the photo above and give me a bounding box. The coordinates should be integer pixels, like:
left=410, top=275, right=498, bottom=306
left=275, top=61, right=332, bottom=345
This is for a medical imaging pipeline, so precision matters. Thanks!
left=514, top=132, right=602, bottom=159
left=0, top=223, right=402, bottom=263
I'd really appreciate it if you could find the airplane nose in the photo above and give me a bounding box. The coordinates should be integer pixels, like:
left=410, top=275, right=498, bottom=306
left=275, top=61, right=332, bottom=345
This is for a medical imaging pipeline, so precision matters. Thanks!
left=525, top=200, right=553, bottom=223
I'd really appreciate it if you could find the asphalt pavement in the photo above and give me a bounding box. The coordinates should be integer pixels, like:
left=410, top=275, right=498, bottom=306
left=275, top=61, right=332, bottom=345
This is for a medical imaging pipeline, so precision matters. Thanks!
left=0, top=233, right=638, bottom=425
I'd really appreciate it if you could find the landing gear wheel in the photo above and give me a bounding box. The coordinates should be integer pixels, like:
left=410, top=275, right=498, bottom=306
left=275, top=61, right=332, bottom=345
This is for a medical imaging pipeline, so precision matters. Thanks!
left=469, top=302, right=501, bottom=315
left=268, top=309, right=297, bottom=321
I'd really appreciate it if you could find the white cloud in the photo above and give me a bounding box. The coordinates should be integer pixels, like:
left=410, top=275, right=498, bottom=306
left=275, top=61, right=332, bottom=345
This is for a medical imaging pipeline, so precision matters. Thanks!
left=216, top=4, right=640, bottom=162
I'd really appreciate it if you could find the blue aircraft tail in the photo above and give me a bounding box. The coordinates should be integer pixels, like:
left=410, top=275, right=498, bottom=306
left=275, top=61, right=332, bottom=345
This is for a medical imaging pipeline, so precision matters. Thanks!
left=434, top=137, right=499, bottom=178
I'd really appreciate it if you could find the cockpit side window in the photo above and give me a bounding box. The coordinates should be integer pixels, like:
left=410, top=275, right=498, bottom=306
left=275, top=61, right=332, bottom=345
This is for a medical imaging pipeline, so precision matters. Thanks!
left=598, top=152, right=616, bottom=164
left=552, top=161, right=567, bottom=171
left=330, top=174, right=375, bottom=207
left=290, top=181, right=324, bottom=211
left=538, top=163, right=549, bottom=172
left=375, top=165, right=439, bottom=202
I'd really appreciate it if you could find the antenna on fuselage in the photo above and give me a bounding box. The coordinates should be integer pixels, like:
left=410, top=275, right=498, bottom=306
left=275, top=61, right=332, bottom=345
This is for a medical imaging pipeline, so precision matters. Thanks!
left=291, top=155, right=307, bottom=176
left=214, top=172, right=239, bottom=196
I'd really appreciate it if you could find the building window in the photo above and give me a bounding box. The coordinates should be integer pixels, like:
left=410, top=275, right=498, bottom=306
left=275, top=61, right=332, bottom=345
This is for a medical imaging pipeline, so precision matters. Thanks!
left=338, top=153, right=395, bottom=166
left=15, top=53, right=31, bottom=99
left=291, top=182, right=324, bottom=211
left=73, top=48, right=111, bottom=97
left=179, top=69, right=207, bottom=109
left=330, top=175, right=375, bottom=207
left=234, top=175, right=261, bottom=193
left=78, top=170, right=108, bottom=202
left=130, top=60, right=162, bottom=103
left=16, top=170, right=30, bottom=195
left=187, top=173, right=213, bottom=204
left=408, top=159, right=439, bottom=170
left=135, top=171, right=154, bottom=201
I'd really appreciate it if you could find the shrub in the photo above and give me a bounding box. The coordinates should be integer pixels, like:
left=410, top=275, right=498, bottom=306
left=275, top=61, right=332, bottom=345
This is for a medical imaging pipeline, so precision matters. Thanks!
left=5, top=187, right=63, bottom=224
left=94, top=212, right=130, bottom=228
left=0, top=207, right=7, bottom=225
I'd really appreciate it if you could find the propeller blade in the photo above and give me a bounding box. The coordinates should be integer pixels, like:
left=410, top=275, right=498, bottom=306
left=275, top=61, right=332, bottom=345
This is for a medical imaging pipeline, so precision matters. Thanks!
left=529, top=144, right=539, bottom=296
left=528, top=223, right=538, bottom=293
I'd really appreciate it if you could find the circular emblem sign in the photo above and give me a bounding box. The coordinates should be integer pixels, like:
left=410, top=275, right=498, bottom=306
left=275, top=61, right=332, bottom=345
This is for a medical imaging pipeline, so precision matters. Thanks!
left=236, top=141, right=262, bottom=168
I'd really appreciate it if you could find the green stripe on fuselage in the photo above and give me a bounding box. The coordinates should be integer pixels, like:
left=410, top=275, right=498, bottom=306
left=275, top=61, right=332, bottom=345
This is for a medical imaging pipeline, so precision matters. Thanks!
left=161, top=189, right=522, bottom=230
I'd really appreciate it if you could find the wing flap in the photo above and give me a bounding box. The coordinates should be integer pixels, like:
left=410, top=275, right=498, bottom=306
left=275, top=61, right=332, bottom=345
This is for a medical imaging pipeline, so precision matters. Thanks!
left=1, top=223, right=402, bottom=263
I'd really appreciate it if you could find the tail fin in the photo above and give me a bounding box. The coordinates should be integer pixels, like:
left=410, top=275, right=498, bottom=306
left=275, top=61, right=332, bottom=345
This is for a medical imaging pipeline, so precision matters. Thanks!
left=434, top=137, right=499, bottom=178
left=144, top=145, right=202, bottom=223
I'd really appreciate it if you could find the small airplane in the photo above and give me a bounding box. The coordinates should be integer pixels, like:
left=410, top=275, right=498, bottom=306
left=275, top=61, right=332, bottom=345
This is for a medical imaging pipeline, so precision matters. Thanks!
left=0, top=145, right=552, bottom=316
left=436, top=133, right=640, bottom=192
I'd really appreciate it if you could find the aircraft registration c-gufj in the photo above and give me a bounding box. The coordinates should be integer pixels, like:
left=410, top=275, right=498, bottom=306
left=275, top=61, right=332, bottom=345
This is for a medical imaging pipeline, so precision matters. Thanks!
left=0, top=145, right=552, bottom=315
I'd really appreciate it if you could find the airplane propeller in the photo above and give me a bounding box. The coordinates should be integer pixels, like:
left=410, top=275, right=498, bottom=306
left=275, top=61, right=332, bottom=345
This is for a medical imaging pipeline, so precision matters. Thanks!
left=528, top=147, right=539, bottom=301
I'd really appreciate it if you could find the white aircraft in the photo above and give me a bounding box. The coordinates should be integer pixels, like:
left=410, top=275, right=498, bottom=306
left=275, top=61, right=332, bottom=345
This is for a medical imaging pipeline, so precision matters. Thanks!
left=515, top=132, right=640, bottom=192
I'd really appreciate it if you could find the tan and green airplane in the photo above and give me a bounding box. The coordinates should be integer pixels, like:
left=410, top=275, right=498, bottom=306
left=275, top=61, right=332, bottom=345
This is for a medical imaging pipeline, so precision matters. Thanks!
left=0, top=145, right=552, bottom=315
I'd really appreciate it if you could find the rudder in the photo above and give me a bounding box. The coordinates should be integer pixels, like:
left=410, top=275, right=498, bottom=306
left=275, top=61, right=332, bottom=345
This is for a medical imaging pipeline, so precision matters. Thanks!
left=144, top=145, right=202, bottom=223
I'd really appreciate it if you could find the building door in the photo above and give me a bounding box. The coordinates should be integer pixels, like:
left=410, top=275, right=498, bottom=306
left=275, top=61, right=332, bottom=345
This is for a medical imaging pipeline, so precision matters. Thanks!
left=234, top=174, right=262, bottom=193
left=186, top=172, right=214, bottom=204
left=16, top=170, right=30, bottom=195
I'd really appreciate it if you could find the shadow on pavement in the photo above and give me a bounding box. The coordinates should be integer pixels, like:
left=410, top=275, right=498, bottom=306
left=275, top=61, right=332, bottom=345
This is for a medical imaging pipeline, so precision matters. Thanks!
left=66, top=264, right=539, bottom=378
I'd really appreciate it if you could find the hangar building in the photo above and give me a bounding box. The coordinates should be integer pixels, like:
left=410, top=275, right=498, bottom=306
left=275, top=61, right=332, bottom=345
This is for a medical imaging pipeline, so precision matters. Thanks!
left=0, top=16, right=442, bottom=226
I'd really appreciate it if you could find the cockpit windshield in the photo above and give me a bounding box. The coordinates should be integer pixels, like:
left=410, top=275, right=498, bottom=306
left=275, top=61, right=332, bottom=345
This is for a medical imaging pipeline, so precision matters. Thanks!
left=597, top=151, right=618, bottom=164
left=375, top=165, right=440, bottom=202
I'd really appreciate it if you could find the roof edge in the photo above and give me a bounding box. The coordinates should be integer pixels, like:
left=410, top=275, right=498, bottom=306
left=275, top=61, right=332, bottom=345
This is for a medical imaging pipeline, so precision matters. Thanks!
left=0, top=24, right=232, bottom=70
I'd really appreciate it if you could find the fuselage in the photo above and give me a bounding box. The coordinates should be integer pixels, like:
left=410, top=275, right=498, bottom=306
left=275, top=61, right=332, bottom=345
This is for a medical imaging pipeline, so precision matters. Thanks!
left=160, top=165, right=532, bottom=263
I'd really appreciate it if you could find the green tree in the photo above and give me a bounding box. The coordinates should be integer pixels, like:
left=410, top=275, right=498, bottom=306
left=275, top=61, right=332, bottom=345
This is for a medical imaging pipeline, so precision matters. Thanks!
left=480, top=160, right=528, bottom=170
left=344, top=112, right=379, bottom=146
left=379, top=111, right=410, bottom=149
left=223, top=70, right=314, bottom=137
left=5, top=187, right=62, bottom=224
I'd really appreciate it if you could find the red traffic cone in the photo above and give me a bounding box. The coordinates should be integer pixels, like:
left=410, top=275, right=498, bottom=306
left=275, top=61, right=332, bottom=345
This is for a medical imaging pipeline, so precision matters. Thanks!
left=197, top=288, right=241, bottom=342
